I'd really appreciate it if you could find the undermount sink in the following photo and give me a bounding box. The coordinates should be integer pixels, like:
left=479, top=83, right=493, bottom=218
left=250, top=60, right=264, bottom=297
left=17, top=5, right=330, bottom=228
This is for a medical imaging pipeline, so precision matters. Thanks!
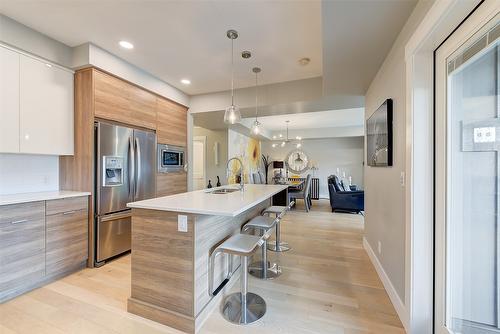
left=209, top=188, right=240, bottom=194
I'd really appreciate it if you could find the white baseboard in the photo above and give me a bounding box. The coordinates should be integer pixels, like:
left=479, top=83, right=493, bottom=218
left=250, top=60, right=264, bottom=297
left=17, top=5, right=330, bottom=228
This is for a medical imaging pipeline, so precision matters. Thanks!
left=363, top=237, right=409, bottom=332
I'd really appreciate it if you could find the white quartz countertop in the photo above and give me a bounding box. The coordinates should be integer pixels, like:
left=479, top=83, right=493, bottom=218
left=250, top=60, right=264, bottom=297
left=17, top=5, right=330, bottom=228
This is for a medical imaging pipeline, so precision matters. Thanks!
left=127, top=184, right=287, bottom=217
left=0, top=190, right=91, bottom=206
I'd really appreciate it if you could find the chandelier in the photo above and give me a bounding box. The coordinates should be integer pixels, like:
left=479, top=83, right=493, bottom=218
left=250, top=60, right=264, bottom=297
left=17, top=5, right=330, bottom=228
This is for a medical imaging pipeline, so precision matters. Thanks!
left=271, top=121, right=302, bottom=149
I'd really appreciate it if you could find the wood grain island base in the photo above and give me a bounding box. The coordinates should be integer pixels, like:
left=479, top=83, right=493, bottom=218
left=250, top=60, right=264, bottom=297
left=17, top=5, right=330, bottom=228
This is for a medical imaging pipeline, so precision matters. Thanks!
left=126, top=184, right=287, bottom=333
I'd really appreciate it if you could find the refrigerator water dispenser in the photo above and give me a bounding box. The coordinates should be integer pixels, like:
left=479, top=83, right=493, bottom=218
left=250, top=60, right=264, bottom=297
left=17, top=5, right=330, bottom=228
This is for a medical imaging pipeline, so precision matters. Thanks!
left=103, top=156, right=124, bottom=186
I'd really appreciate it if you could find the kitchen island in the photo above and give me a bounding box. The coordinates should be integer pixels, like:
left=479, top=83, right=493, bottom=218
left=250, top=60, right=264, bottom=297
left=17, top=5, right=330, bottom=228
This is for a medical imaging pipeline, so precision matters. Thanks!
left=126, top=184, right=287, bottom=334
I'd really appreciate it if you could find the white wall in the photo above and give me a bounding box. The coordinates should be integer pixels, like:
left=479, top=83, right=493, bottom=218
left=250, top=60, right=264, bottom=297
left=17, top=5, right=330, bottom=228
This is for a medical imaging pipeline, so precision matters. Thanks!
left=363, top=0, right=434, bottom=303
left=193, top=127, right=228, bottom=187
left=0, top=154, right=59, bottom=195
left=262, top=137, right=364, bottom=198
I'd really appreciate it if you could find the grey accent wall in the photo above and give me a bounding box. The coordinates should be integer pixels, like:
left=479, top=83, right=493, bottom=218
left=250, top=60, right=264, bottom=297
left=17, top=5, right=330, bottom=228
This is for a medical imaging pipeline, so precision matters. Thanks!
left=262, top=137, right=364, bottom=198
left=364, top=0, right=434, bottom=301
left=0, top=14, right=73, bottom=67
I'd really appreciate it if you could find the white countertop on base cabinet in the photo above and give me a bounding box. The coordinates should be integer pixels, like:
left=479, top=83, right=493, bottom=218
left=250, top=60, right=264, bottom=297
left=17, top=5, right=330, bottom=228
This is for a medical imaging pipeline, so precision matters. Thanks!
left=0, top=191, right=90, bottom=206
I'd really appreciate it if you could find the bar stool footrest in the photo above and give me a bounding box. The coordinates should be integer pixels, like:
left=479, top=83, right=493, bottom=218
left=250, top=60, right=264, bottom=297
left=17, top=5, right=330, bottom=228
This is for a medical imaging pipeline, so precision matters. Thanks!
left=267, top=240, right=291, bottom=252
left=248, top=261, right=282, bottom=279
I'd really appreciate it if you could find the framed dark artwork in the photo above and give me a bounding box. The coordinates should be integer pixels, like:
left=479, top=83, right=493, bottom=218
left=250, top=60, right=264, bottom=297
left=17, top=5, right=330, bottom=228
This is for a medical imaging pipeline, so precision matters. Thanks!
left=366, top=98, right=393, bottom=167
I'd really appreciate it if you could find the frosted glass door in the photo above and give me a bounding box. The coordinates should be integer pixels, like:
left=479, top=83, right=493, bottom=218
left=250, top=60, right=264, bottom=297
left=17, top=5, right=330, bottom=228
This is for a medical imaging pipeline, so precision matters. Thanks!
left=435, top=9, right=500, bottom=334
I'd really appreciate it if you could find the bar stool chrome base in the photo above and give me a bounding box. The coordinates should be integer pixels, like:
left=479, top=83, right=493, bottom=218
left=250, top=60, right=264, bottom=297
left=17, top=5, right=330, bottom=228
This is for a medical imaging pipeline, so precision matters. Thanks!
left=248, top=260, right=282, bottom=279
left=267, top=240, right=291, bottom=252
left=221, top=292, right=266, bottom=325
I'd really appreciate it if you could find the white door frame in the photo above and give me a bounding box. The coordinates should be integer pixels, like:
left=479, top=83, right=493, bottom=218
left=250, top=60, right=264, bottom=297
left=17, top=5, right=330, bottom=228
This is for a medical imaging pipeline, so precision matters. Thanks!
left=435, top=5, right=499, bottom=333
left=404, top=0, right=485, bottom=332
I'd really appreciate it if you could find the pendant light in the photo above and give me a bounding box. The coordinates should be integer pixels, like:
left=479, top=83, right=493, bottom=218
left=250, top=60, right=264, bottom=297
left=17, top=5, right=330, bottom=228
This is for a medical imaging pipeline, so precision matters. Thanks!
left=224, top=30, right=242, bottom=124
left=251, top=67, right=261, bottom=135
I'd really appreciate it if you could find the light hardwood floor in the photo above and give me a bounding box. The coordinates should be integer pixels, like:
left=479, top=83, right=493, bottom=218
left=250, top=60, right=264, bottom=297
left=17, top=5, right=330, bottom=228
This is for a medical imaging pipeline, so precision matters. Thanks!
left=0, top=200, right=404, bottom=334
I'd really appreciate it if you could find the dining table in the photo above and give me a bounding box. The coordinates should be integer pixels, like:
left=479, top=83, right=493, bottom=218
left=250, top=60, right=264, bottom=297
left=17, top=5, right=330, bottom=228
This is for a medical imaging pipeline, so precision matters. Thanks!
left=272, top=178, right=305, bottom=206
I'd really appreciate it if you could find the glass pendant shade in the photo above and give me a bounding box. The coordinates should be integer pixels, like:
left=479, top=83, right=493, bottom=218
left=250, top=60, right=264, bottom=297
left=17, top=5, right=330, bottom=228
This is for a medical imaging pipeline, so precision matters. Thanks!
left=251, top=119, right=261, bottom=135
left=224, top=105, right=241, bottom=124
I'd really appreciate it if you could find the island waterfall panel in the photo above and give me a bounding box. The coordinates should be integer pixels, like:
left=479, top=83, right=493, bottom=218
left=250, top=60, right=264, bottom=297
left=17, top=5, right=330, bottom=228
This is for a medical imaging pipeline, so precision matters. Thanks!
left=127, top=200, right=270, bottom=334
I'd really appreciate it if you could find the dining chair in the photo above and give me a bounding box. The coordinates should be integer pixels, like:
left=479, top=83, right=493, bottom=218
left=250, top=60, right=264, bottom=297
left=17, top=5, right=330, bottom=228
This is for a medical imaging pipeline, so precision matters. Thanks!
left=288, top=174, right=312, bottom=212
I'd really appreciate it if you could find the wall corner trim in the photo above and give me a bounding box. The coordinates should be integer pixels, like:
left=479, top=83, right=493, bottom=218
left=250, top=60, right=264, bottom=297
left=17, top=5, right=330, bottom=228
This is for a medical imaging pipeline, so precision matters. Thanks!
left=363, top=237, right=409, bottom=332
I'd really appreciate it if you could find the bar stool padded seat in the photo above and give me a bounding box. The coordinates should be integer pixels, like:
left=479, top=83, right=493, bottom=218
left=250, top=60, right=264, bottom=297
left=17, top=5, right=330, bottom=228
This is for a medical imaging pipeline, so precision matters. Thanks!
left=218, top=234, right=263, bottom=255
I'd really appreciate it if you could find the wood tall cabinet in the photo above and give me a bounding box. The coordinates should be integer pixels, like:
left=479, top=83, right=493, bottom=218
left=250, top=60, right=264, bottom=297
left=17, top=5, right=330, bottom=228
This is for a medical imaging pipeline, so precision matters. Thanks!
left=156, top=98, right=188, bottom=197
left=60, top=67, right=188, bottom=266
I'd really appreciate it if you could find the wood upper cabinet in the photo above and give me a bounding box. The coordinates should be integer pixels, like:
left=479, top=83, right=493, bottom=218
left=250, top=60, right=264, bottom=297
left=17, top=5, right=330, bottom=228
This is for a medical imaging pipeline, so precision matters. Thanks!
left=46, top=197, right=88, bottom=275
left=19, top=54, right=74, bottom=155
left=0, top=202, right=45, bottom=301
left=156, top=97, right=187, bottom=147
left=0, top=47, right=20, bottom=153
left=94, top=70, right=157, bottom=130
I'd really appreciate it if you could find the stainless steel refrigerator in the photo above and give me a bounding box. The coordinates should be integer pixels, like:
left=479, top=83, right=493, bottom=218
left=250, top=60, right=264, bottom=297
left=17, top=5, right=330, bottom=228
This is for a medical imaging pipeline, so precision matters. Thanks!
left=95, top=121, right=156, bottom=266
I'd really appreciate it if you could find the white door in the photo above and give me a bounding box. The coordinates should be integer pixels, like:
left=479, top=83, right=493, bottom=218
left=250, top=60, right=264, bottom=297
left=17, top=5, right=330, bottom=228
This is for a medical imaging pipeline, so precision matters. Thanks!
left=435, top=2, right=500, bottom=333
left=193, top=136, right=206, bottom=190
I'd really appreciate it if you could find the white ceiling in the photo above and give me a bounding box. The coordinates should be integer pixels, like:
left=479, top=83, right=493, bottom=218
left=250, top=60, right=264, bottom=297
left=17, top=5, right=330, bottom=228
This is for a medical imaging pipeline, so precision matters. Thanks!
left=243, top=108, right=365, bottom=131
left=321, top=0, right=417, bottom=95
left=0, top=0, right=322, bottom=95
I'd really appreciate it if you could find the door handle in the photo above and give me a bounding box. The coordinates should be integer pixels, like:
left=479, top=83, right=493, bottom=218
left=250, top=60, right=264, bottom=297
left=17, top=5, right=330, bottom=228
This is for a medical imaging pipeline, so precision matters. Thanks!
left=134, top=137, right=141, bottom=200
left=11, top=219, right=29, bottom=224
left=129, top=137, right=135, bottom=197
left=63, top=210, right=77, bottom=215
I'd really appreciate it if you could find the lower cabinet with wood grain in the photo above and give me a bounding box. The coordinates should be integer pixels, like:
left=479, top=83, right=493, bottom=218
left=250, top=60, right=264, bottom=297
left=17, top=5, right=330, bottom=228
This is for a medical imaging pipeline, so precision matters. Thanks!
left=46, top=197, right=88, bottom=276
left=0, top=195, right=89, bottom=303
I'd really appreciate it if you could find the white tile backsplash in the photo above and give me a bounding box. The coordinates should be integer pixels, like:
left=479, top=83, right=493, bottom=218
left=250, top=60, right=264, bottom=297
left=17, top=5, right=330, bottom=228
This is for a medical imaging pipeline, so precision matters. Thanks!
left=0, top=153, right=59, bottom=195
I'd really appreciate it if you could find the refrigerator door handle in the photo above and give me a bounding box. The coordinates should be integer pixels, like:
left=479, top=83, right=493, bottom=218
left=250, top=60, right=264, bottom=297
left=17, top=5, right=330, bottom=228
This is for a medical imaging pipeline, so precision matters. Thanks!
left=99, top=210, right=131, bottom=222
left=134, top=137, right=141, bottom=200
left=128, top=137, right=135, bottom=198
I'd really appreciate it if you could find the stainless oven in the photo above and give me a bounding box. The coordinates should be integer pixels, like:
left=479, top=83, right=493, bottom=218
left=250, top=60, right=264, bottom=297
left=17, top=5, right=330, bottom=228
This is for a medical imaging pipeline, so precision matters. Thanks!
left=158, top=144, right=185, bottom=173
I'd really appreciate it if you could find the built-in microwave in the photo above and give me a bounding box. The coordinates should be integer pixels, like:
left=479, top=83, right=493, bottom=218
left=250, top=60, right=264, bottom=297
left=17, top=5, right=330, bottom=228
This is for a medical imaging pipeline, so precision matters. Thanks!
left=158, top=144, right=185, bottom=173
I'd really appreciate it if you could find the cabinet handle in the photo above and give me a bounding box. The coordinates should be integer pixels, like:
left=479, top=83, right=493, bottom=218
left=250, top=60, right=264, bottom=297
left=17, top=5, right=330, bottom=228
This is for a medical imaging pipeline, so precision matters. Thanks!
left=11, top=219, right=29, bottom=224
left=63, top=210, right=77, bottom=215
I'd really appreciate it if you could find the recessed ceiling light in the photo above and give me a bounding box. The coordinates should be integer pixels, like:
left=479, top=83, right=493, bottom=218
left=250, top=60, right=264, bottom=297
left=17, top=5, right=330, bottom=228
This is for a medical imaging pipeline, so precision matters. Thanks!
left=241, top=51, right=252, bottom=59
left=298, top=57, right=310, bottom=66
left=119, top=40, right=134, bottom=49
left=181, top=79, right=191, bottom=85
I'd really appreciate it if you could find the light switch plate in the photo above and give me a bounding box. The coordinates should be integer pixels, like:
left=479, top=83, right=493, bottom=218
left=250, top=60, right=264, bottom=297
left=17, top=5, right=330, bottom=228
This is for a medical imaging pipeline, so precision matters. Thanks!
left=178, top=215, right=188, bottom=232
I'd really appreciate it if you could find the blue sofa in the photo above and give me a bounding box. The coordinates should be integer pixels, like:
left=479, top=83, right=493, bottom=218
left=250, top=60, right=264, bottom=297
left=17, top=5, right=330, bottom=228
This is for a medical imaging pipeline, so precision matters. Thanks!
left=327, top=175, right=364, bottom=214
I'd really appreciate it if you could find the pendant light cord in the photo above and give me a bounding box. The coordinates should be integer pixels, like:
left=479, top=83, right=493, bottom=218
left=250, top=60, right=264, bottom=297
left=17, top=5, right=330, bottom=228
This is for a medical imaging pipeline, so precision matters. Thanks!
left=231, top=38, right=234, bottom=106
left=255, top=71, right=258, bottom=120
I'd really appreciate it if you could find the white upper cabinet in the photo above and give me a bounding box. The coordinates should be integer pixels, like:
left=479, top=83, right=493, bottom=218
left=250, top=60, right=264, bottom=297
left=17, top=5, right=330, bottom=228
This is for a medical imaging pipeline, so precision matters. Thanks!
left=0, top=47, right=20, bottom=153
left=19, top=54, right=74, bottom=155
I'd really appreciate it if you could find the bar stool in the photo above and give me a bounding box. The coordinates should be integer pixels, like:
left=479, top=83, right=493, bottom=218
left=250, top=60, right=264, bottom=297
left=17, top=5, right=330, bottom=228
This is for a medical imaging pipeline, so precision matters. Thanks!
left=242, top=215, right=281, bottom=279
left=262, top=201, right=295, bottom=252
left=208, top=233, right=268, bottom=324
